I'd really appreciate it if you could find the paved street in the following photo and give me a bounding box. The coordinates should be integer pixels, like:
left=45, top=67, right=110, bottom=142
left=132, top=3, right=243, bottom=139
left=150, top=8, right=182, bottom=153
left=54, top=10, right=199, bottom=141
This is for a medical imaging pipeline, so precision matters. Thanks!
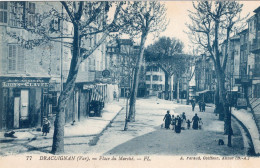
left=0, top=98, right=245, bottom=156
left=86, top=98, right=245, bottom=155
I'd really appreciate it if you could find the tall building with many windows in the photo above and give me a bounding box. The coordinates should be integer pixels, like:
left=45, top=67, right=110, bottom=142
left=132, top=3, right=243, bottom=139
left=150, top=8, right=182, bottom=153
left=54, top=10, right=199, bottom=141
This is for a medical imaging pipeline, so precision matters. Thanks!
left=0, top=1, right=67, bottom=130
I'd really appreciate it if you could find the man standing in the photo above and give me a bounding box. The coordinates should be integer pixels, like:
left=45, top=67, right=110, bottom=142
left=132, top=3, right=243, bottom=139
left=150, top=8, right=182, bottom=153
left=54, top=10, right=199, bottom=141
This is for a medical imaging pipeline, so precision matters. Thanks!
left=192, top=101, right=196, bottom=112
left=199, top=100, right=202, bottom=112
left=202, top=101, right=206, bottom=112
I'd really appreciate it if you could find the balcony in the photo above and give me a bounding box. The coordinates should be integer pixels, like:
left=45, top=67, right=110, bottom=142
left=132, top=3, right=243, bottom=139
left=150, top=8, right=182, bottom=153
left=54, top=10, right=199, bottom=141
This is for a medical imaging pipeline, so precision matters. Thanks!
left=250, top=39, right=260, bottom=54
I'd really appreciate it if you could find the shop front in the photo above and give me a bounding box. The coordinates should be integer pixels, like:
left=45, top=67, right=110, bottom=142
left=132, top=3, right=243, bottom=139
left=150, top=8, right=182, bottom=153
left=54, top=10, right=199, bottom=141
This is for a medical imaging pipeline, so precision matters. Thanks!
left=0, top=77, right=50, bottom=130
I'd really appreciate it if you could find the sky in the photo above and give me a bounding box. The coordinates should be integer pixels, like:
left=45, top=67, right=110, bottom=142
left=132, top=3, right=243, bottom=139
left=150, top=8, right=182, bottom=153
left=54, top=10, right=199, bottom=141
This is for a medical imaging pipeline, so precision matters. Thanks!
left=145, top=1, right=260, bottom=54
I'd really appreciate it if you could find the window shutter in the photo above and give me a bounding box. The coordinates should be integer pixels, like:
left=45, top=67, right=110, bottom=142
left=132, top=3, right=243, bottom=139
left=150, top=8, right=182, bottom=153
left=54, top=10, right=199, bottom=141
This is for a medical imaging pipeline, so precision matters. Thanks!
left=8, top=45, right=16, bottom=71
left=17, top=46, right=24, bottom=71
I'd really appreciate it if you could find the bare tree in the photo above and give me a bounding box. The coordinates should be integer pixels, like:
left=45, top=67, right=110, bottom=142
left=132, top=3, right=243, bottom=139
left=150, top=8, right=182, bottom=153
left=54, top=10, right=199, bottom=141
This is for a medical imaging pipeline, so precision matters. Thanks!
left=8, top=1, right=124, bottom=154
left=118, top=1, right=168, bottom=122
left=186, top=1, right=247, bottom=147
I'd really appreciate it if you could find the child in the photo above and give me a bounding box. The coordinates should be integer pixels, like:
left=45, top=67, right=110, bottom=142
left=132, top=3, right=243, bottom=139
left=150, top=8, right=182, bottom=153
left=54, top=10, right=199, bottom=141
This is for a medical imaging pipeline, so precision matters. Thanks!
left=198, top=118, right=203, bottom=130
left=171, top=115, right=175, bottom=130
left=186, top=119, right=191, bottom=129
left=42, top=117, right=51, bottom=136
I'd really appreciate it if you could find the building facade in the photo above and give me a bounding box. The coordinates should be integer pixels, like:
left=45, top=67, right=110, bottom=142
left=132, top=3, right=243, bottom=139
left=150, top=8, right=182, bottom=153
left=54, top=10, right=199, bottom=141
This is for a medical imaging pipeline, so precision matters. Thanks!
left=106, top=38, right=144, bottom=98
left=250, top=7, right=260, bottom=98
left=194, top=54, right=216, bottom=103
left=145, top=65, right=166, bottom=97
left=0, top=1, right=66, bottom=129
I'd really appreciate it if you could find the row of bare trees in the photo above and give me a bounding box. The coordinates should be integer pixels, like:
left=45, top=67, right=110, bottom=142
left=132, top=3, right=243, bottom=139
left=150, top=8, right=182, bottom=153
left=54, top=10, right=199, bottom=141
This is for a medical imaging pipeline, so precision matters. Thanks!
left=186, top=1, right=247, bottom=146
left=8, top=1, right=168, bottom=154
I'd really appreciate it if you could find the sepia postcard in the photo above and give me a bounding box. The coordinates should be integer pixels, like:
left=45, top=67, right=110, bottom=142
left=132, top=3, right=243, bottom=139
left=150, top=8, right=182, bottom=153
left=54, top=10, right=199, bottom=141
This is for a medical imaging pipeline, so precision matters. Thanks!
left=0, top=0, right=260, bottom=167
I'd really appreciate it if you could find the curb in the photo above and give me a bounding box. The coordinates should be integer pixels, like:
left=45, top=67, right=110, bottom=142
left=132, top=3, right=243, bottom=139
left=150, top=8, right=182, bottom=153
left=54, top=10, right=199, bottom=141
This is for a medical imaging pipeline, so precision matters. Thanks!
left=232, top=114, right=256, bottom=156
left=0, top=106, right=124, bottom=143
left=89, top=107, right=124, bottom=146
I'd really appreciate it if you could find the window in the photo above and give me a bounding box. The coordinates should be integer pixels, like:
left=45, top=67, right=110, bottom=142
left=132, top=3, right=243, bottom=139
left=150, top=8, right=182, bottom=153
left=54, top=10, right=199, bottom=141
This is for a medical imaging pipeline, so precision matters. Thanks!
left=158, top=84, right=162, bottom=91
left=8, top=44, right=25, bottom=73
left=27, top=2, right=35, bottom=28
left=94, top=34, right=97, bottom=45
left=152, top=84, right=158, bottom=90
left=146, top=84, right=150, bottom=89
left=89, top=58, right=95, bottom=71
left=9, top=2, right=24, bottom=27
left=28, top=2, right=35, bottom=14
left=145, top=75, right=150, bottom=81
left=50, top=18, right=60, bottom=32
left=153, top=75, right=159, bottom=81
left=254, top=84, right=260, bottom=98
left=0, top=2, right=7, bottom=24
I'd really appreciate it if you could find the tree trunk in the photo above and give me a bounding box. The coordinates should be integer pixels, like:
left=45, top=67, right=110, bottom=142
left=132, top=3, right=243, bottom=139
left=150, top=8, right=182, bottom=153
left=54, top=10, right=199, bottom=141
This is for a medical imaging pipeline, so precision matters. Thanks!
left=217, top=71, right=231, bottom=135
left=169, top=75, right=172, bottom=101
left=164, top=73, right=169, bottom=100
left=186, top=79, right=190, bottom=105
left=128, top=31, right=148, bottom=122
left=215, top=80, right=224, bottom=120
left=177, top=78, right=180, bottom=103
left=52, top=24, right=81, bottom=154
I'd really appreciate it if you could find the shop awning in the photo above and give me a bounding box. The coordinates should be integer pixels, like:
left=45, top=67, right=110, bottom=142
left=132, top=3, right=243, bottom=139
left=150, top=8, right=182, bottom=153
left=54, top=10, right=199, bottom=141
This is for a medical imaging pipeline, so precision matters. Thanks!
left=196, top=90, right=210, bottom=94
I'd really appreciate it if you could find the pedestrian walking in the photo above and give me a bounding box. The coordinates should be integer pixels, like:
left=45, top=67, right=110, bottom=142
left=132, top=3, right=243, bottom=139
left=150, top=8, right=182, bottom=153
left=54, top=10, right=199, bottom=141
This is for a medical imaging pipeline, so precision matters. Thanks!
left=199, top=100, right=202, bottom=112
left=163, top=110, right=172, bottom=129
left=42, top=117, right=51, bottom=136
left=192, top=101, right=196, bottom=112
left=198, top=118, right=203, bottom=129
left=181, top=112, right=186, bottom=129
left=192, top=113, right=199, bottom=130
left=186, top=119, right=191, bottom=129
left=202, top=101, right=206, bottom=112
left=175, top=115, right=182, bottom=133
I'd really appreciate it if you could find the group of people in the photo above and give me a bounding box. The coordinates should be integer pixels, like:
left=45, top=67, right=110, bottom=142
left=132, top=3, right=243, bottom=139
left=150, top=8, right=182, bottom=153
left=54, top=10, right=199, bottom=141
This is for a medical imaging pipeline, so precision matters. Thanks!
left=163, top=111, right=203, bottom=133
left=191, top=99, right=206, bottom=112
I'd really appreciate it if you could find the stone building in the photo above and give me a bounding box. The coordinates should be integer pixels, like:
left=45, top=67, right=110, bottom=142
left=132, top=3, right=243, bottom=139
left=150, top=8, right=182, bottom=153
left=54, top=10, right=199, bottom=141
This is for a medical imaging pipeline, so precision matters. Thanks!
left=0, top=1, right=67, bottom=129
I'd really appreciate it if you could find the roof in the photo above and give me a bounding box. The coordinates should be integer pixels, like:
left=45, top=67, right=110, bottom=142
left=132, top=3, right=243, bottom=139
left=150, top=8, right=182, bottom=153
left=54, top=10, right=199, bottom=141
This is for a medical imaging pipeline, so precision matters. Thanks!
left=238, top=29, right=248, bottom=35
left=117, top=39, right=133, bottom=45
left=230, top=35, right=240, bottom=41
left=107, top=38, right=133, bottom=47
left=253, top=6, right=260, bottom=13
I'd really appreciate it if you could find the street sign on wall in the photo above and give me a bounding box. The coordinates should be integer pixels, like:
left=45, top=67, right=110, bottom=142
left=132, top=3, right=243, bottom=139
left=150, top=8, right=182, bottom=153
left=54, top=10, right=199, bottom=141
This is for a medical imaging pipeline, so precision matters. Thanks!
left=102, top=70, right=110, bottom=78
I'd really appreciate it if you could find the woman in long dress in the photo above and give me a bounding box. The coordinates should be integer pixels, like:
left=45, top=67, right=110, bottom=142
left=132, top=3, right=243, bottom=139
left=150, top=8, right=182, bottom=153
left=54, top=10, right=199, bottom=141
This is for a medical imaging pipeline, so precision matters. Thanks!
left=192, top=113, right=199, bottom=130
left=163, top=110, right=171, bottom=129
left=175, top=116, right=182, bottom=133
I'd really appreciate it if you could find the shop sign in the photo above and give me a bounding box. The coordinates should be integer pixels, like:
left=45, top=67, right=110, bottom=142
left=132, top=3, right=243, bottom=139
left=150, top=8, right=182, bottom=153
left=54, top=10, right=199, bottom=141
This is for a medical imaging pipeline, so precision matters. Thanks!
left=2, top=79, right=49, bottom=88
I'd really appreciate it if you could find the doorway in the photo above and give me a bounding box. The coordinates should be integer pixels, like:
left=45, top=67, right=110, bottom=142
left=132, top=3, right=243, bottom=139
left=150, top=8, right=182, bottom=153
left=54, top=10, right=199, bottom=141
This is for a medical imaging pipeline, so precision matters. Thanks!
left=13, top=89, right=29, bottom=128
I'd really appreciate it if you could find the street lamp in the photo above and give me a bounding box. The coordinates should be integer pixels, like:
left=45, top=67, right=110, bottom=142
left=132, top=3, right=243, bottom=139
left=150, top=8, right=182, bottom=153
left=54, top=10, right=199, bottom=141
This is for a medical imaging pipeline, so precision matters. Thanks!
left=124, top=89, right=130, bottom=131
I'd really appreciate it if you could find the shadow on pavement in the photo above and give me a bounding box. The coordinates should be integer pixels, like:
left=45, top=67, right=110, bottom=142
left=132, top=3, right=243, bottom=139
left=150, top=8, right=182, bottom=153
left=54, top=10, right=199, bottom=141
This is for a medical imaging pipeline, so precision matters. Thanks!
left=104, top=123, right=245, bottom=156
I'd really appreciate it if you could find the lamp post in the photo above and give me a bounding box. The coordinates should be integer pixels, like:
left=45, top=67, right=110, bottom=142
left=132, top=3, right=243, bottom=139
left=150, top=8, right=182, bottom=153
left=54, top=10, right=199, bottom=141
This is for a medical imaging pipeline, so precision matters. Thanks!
left=124, top=89, right=130, bottom=131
